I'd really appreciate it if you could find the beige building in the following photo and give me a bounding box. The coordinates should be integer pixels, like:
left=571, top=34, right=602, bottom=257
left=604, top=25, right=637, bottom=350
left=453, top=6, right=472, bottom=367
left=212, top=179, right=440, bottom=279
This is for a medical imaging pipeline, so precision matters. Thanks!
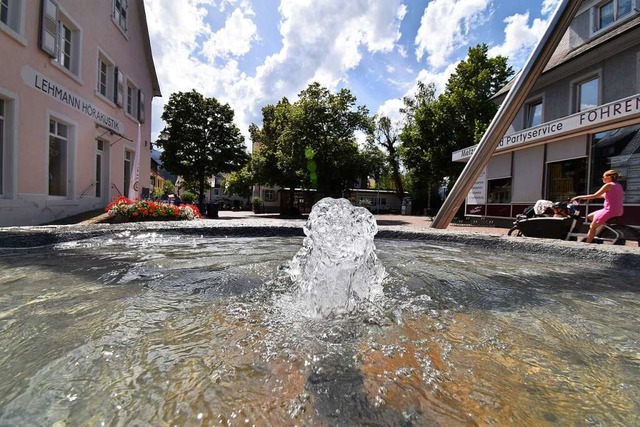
left=0, top=0, right=161, bottom=225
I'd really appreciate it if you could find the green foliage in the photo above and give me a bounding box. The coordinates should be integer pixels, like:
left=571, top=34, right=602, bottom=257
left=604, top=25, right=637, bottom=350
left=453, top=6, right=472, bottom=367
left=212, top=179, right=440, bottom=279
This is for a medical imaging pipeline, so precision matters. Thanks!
left=180, top=191, right=196, bottom=203
left=249, top=83, right=373, bottom=210
left=399, top=44, right=513, bottom=212
left=371, top=115, right=404, bottom=200
left=158, top=90, right=249, bottom=205
left=162, top=180, right=175, bottom=194
left=225, top=165, right=253, bottom=199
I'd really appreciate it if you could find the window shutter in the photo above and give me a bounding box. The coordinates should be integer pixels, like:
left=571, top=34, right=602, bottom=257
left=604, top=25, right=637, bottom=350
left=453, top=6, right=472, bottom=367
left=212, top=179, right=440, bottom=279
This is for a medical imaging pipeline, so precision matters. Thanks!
left=114, top=67, right=124, bottom=107
left=137, top=89, right=145, bottom=123
left=40, top=0, right=59, bottom=58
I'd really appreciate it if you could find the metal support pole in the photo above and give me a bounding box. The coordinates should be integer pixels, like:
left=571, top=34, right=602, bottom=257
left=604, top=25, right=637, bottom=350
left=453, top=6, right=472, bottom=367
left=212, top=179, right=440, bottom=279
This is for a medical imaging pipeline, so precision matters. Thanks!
left=431, top=0, right=584, bottom=229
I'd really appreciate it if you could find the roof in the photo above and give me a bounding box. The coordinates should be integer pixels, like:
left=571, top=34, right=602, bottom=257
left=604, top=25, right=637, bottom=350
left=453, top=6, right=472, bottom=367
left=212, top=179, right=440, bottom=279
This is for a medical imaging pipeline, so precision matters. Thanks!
left=138, top=0, right=162, bottom=97
left=493, top=14, right=640, bottom=99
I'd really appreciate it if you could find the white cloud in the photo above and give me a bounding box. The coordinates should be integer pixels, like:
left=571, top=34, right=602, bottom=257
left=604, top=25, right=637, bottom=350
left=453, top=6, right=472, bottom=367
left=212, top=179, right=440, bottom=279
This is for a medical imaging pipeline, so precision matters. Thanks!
left=144, top=0, right=408, bottom=147
left=487, top=0, right=560, bottom=66
left=201, top=7, right=259, bottom=61
left=541, top=0, right=562, bottom=16
left=414, top=0, right=491, bottom=69
left=375, top=61, right=458, bottom=126
left=487, top=12, right=548, bottom=64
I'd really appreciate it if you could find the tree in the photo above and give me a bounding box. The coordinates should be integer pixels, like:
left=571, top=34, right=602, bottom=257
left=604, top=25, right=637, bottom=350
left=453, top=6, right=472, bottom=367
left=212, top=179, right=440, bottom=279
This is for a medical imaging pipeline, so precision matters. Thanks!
left=158, top=90, right=249, bottom=205
left=399, top=81, right=446, bottom=213
left=371, top=115, right=404, bottom=201
left=439, top=43, right=513, bottom=181
left=224, top=165, right=253, bottom=200
left=399, top=44, right=513, bottom=213
left=250, top=83, right=373, bottom=213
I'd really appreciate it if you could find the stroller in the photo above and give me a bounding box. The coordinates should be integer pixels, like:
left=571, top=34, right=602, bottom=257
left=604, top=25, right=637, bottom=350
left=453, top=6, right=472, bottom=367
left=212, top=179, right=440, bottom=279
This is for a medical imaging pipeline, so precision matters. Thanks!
left=508, top=201, right=583, bottom=240
left=508, top=200, right=639, bottom=245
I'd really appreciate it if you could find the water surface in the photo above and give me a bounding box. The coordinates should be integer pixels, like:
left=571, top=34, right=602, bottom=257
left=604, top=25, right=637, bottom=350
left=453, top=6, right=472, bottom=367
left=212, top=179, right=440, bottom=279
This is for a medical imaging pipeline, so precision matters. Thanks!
left=0, top=234, right=638, bottom=426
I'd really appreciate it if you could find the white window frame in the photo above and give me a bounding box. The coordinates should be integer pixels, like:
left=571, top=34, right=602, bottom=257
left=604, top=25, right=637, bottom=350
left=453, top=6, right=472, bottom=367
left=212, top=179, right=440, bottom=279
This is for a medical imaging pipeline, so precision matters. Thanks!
left=0, top=0, right=26, bottom=45
left=96, top=49, right=116, bottom=106
left=47, top=112, right=76, bottom=199
left=571, top=72, right=601, bottom=113
left=125, top=78, right=139, bottom=121
left=0, top=89, right=18, bottom=200
left=50, top=5, right=82, bottom=81
left=590, top=0, right=637, bottom=35
left=112, top=0, right=128, bottom=36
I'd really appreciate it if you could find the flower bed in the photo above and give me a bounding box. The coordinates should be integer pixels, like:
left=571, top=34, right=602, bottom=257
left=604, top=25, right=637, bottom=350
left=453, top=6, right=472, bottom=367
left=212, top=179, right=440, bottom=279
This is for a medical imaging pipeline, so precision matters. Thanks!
left=105, top=196, right=202, bottom=222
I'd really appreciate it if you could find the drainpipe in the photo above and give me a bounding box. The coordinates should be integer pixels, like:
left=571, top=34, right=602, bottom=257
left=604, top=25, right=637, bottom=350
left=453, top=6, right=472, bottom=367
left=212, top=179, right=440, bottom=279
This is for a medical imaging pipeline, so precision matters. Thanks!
left=431, top=0, right=584, bottom=229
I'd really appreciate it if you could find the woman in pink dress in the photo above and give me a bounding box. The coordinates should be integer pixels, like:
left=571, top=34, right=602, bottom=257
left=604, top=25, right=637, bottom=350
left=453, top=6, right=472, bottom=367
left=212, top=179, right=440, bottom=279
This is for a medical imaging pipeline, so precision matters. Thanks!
left=571, top=169, right=624, bottom=243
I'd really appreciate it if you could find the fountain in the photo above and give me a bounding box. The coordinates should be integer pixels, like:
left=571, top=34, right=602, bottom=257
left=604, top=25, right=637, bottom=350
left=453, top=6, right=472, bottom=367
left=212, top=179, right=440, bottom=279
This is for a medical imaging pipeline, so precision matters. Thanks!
left=287, top=198, right=385, bottom=318
left=0, top=199, right=639, bottom=425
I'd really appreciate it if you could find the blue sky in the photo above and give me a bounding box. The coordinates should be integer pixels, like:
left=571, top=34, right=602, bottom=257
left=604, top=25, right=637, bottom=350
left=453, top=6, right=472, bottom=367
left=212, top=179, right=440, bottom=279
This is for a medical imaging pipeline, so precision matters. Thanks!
left=143, top=0, right=562, bottom=148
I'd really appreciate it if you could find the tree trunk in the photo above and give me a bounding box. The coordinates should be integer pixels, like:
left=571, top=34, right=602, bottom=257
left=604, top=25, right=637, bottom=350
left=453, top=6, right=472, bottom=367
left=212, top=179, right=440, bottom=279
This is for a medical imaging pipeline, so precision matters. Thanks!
left=199, top=176, right=206, bottom=205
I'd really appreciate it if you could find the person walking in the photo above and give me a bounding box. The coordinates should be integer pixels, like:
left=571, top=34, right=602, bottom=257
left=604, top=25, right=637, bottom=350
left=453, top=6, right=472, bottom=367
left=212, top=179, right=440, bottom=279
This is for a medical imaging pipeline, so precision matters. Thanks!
left=571, top=169, right=624, bottom=243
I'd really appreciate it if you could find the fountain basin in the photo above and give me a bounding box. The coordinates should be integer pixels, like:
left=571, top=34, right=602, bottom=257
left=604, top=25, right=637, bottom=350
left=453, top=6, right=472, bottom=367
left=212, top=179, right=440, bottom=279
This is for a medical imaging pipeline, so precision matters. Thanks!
left=0, top=223, right=638, bottom=426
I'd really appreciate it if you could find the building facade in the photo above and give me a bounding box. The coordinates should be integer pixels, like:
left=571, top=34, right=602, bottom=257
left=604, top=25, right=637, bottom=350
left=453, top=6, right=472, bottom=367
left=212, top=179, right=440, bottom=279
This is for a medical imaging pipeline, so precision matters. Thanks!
left=454, top=0, right=640, bottom=226
left=0, top=0, right=160, bottom=225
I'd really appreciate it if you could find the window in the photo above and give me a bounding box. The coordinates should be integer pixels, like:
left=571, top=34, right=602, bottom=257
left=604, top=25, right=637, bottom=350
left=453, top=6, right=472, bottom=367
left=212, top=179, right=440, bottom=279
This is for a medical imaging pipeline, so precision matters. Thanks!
left=113, top=0, right=128, bottom=33
left=126, top=80, right=138, bottom=117
left=96, top=51, right=119, bottom=105
left=1, top=0, right=22, bottom=36
left=0, top=99, right=4, bottom=194
left=594, top=0, right=634, bottom=32
left=263, top=189, right=275, bottom=202
left=96, top=140, right=104, bottom=198
left=546, top=159, right=587, bottom=202
left=57, top=20, right=72, bottom=69
left=576, top=77, right=599, bottom=112
left=124, top=149, right=132, bottom=197
left=526, top=100, right=543, bottom=128
left=138, top=89, right=145, bottom=123
left=0, top=0, right=7, bottom=25
left=487, top=178, right=512, bottom=203
left=39, top=1, right=81, bottom=76
left=599, top=1, right=615, bottom=28
left=49, top=118, right=69, bottom=196
left=98, top=59, right=109, bottom=97
left=0, top=93, right=16, bottom=198
left=591, top=124, right=640, bottom=203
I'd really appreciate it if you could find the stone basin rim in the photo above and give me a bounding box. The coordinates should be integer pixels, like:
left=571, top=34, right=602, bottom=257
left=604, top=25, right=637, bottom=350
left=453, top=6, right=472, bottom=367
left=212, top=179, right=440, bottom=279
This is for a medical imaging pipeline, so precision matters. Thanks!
left=0, top=221, right=638, bottom=271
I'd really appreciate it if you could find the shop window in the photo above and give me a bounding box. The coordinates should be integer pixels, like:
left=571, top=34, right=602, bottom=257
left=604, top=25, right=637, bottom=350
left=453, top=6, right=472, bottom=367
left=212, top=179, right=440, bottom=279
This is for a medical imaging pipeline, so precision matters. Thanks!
left=526, top=100, right=543, bottom=128
left=124, top=149, right=132, bottom=197
left=575, top=77, right=599, bottom=112
left=591, top=124, right=640, bottom=203
left=49, top=118, right=71, bottom=197
left=546, top=158, right=588, bottom=202
left=96, top=140, right=105, bottom=198
left=0, top=98, right=4, bottom=194
left=487, top=177, right=511, bottom=203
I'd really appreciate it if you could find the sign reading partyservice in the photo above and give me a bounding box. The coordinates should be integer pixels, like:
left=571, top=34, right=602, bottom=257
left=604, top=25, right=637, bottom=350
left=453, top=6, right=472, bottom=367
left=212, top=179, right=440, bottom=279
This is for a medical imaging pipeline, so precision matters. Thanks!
left=21, top=66, right=123, bottom=134
left=453, top=93, right=640, bottom=162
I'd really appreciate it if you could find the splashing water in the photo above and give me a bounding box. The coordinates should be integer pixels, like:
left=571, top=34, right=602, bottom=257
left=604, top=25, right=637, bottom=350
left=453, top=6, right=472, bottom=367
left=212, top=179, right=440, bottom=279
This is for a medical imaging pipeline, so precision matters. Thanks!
left=286, top=198, right=386, bottom=317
